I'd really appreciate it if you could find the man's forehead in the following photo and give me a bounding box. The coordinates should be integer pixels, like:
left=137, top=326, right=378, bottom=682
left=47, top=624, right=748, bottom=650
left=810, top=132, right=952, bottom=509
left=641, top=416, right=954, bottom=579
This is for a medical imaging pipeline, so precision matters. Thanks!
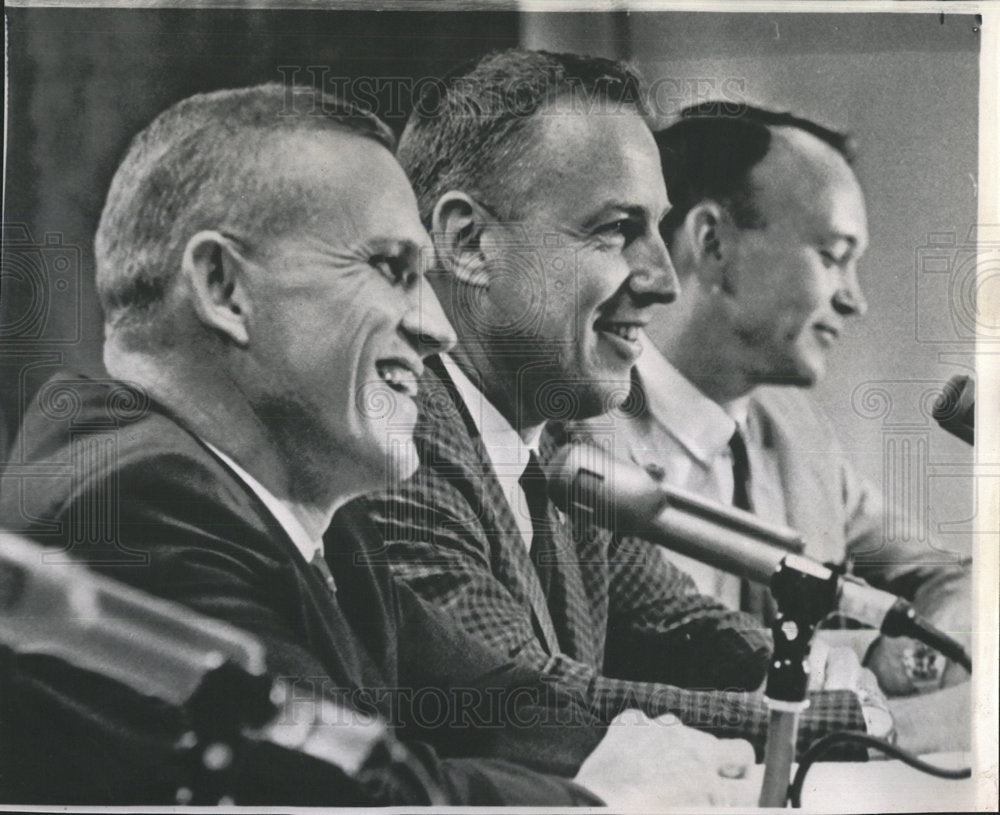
left=262, top=129, right=398, bottom=191
left=529, top=103, right=654, bottom=164
left=517, top=104, right=665, bottom=212
left=750, top=127, right=867, bottom=236
left=251, top=130, right=429, bottom=249
left=754, top=127, right=860, bottom=201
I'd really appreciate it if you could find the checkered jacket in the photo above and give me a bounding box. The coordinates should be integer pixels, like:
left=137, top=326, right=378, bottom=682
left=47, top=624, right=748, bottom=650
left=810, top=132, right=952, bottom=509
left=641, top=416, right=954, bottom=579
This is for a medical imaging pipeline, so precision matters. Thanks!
left=345, top=358, right=867, bottom=760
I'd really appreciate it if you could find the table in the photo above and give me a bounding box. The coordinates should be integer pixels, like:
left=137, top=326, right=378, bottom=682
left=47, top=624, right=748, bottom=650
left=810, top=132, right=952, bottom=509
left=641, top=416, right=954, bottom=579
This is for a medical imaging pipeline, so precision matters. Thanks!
left=743, top=752, right=973, bottom=812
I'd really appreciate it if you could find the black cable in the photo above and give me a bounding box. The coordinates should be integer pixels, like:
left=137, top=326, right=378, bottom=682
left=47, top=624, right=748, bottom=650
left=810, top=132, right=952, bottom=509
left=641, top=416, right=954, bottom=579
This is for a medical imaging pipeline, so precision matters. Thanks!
left=788, top=731, right=971, bottom=808
left=912, top=617, right=972, bottom=674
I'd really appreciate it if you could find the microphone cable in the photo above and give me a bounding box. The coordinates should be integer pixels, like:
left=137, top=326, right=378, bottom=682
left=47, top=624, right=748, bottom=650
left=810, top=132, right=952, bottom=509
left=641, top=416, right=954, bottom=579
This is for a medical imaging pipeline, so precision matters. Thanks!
left=787, top=731, right=971, bottom=808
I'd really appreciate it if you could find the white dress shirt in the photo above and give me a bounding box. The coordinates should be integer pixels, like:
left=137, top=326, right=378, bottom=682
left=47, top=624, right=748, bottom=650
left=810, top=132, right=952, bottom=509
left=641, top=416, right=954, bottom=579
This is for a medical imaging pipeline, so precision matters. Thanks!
left=622, top=339, right=750, bottom=608
left=441, top=354, right=542, bottom=551
left=203, top=440, right=329, bottom=566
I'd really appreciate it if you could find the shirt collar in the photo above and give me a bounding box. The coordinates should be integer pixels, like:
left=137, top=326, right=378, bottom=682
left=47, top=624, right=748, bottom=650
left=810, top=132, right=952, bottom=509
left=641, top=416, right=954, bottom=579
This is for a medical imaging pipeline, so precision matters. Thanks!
left=634, top=334, right=738, bottom=468
left=203, top=440, right=329, bottom=563
left=441, top=353, right=541, bottom=476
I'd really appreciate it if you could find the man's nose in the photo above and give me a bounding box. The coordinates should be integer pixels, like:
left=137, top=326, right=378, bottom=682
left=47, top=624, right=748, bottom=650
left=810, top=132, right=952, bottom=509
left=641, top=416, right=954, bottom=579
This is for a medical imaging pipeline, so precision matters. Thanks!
left=401, top=279, right=457, bottom=357
left=832, top=267, right=868, bottom=317
left=628, top=233, right=679, bottom=305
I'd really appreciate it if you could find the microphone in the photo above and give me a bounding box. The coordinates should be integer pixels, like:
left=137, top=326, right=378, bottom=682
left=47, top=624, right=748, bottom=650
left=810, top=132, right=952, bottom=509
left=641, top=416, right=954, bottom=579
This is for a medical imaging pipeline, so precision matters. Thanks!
left=933, top=374, right=974, bottom=445
left=545, top=442, right=971, bottom=672
left=0, top=529, right=443, bottom=804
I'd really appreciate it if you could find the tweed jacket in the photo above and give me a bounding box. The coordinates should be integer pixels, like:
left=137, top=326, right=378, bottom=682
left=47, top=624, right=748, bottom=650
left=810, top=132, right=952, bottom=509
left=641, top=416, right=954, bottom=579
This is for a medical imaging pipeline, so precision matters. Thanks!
left=346, top=357, right=868, bottom=761
left=0, top=372, right=601, bottom=805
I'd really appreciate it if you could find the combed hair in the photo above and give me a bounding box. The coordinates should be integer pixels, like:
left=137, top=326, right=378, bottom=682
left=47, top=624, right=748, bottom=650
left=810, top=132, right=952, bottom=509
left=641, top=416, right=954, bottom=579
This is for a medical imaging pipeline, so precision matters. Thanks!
left=656, top=101, right=855, bottom=235
left=95, top=83, right=394, bottom=331
left=397, top=49, right=648, bottom=225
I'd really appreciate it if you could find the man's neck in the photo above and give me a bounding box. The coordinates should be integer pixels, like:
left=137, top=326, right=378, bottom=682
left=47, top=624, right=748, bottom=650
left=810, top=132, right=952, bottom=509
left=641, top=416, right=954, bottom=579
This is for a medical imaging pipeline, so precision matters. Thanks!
left=444, top=346, right=545, bottom=444
left=675, top=357, right=756, bottom=413
left=664, top=323, right=757, bottom=408
left=104, top=347, right=342, bottom=531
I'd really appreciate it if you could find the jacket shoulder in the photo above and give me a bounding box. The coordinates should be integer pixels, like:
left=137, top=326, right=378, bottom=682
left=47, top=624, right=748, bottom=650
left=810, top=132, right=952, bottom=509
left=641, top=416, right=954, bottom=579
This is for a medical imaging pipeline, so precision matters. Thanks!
left=749, top=386, right=841, bottom=450
left=2, top=373, right=279, bottom=565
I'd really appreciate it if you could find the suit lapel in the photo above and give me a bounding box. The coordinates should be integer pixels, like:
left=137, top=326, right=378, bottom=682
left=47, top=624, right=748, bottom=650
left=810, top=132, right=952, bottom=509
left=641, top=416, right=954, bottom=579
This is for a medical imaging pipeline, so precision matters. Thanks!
left=185, top=429, right=371, bottom=693
left=532, top=503, right=602, bottom=664
left=422, top=358, right=562, bottom=655
left=535, top=425, right=605, bottom=665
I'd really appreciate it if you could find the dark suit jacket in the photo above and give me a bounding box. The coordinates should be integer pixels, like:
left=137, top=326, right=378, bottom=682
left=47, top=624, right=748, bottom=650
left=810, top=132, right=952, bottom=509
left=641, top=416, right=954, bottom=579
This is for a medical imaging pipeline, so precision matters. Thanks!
left=0, top=372, right=601, bottom=805
left=344, top=357, right=869, bottom=761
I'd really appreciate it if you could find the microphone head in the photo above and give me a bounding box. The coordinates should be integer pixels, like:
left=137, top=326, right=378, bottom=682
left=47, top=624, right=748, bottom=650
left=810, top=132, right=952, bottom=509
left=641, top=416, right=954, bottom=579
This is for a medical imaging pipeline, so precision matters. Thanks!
left=543, top=441, right=669, bottom=534
left=933, top=374, right=974, bottom=445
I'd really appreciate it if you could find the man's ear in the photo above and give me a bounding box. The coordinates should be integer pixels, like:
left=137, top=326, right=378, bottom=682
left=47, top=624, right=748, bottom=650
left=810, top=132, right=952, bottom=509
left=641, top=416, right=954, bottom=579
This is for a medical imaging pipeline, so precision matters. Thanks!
left=430, top=191, right=490, bottom=289
left=679, top=200, right=732, bottom=293
left=182, top=230, right=252, bottom=346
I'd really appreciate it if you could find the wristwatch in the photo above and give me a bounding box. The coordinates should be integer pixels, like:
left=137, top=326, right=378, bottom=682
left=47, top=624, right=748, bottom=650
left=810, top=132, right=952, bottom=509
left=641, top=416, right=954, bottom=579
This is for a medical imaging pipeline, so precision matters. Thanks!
left=902, top=643, right=947, bottom=692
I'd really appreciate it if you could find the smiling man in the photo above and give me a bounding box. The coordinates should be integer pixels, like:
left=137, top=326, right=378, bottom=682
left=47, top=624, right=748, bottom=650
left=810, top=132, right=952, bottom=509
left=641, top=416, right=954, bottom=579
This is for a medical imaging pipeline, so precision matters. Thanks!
left=432, top=101, right=676, bottom=426
left=344, top=49, right=882, bottom=766
left=601, top=104, right=970, bottom=743
left=1, top=82, right=700, bottom=806
left=3, top=81, right=772, bottom=808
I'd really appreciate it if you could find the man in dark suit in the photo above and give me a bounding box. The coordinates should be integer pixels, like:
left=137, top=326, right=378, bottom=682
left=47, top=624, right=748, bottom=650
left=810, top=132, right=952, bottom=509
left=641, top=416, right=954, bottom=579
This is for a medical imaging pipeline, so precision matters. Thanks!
left=343, top=48, right=880, bottom=763
left=0, top=82, right=756, bottom=807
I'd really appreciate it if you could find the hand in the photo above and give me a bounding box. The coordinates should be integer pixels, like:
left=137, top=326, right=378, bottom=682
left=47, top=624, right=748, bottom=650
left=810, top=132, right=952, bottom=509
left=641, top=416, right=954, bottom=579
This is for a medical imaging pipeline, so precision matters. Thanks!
left=574, top=709, right=757, bottom=808
left=867, top=635, right=970, bottom=697
left=808, top=640, right=867, bottom=692
left=890, top=682, right=971, bottom=755
left=808, top=641, right=899, bottom=742
left=870, top=576, right=973, bottom=695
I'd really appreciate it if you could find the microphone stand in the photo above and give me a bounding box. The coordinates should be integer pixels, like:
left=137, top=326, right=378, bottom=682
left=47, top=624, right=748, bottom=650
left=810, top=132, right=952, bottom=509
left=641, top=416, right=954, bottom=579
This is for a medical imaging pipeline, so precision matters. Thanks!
left=758, top=557, right=842, bottom=808
left=543, top=442, right=972, bottom=805
left=177, top=660, right=276, bottom=804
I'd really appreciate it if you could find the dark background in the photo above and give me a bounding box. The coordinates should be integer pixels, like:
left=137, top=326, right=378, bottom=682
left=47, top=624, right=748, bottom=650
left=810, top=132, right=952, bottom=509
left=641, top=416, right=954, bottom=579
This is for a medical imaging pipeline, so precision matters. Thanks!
left=2, top=7, right=520, bottom=454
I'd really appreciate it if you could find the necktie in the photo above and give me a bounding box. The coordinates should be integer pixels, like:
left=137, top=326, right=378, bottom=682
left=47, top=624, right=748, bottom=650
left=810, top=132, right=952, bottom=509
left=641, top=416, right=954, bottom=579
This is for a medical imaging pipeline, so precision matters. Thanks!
left=729, top=427, right=753, bottom=512
left=518, top=450, right=565, bottom=652
left=730, top=427, right=762, bottom=614
left=519, top=450, right=551, bottom=560
left=311, top=549, right=338, bottom=594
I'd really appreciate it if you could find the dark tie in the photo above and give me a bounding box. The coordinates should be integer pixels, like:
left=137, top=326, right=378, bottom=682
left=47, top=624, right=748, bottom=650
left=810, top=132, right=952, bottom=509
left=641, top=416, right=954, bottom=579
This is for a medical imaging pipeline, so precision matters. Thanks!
left=730, top=427, right=762, bottom=614
left=728, top=427, right=753, bottom=512
left=519, top=451, right=551, bottom=561
left=518, top=450, right=567, bottom=651
left=311, top=549, right=338, bottom=594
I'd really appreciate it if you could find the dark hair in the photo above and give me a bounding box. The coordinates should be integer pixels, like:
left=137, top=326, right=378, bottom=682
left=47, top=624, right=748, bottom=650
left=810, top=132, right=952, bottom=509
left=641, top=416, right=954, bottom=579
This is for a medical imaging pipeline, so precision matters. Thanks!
left=657, top=101, right=855, bottom=234
left=96, top=83, right=394, bottom=332
left=397, top=48, right=647, bottom=225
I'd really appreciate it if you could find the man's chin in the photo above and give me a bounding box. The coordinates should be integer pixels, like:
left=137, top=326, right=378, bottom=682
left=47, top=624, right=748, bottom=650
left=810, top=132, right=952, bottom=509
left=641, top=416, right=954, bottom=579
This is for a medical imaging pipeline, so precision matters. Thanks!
left=341, top=432, right=420, bottom=495
left=535, top=377, right=633, bottom=423
left=384, top=438, right=421, bottom=484
left=590, top=370, right=635, bottom=417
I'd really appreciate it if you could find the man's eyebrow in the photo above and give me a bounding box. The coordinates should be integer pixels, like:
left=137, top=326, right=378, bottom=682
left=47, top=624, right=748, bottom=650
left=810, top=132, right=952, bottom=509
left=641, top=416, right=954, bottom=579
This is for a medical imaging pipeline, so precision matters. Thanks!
left=821, top=233, right=870, bottom=260
left=581, top=203, right=648, bottom=229
left=366, top=237, right=423, bottom=257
